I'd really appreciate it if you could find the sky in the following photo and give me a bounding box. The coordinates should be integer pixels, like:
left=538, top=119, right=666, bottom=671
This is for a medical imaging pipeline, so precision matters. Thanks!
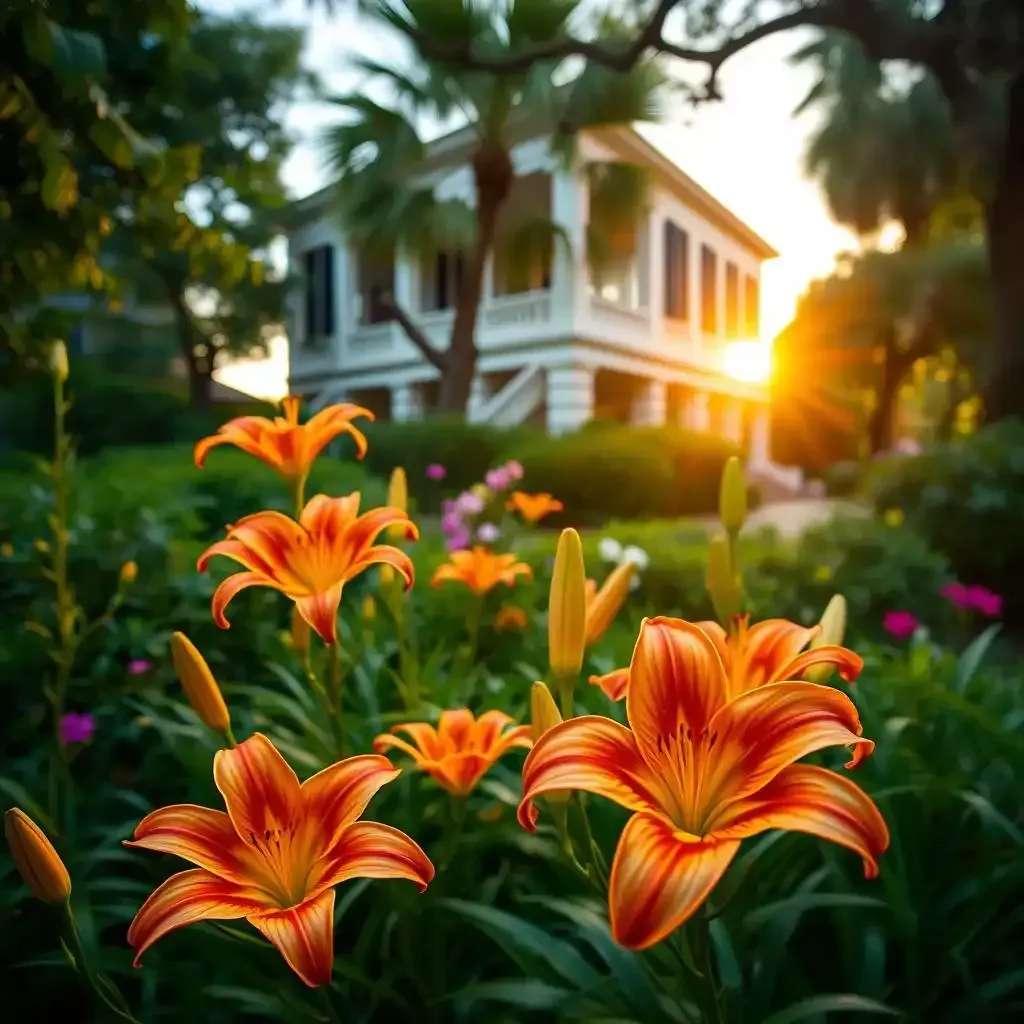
left=208, top=0, right=861, bottom=399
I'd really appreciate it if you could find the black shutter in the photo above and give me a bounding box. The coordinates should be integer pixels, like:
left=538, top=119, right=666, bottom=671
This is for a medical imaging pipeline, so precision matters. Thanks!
left=701, top=245, right=717, bottom=334
left=663, top=221, right=677, bottom=316
left=303, top=250, right=316, bottom=343
left=435, top=252, right=448, bottom=309
left=322, top=246, right=335, bottom=337
left=678, top=228, right=689, bottom=321
left=725, top=261, right=739, bottom=337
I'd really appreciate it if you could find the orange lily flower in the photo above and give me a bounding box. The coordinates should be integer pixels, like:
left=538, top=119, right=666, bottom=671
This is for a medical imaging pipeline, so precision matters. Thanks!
left=125, top=733, right=433, bottom=987
left=431, top=546, right=532, bottom=596
left=374, top=709, right=532, bottom=796
left=588, top=614, right=860, bottom=702
left=520, top=617, right=888, bottom=950
left=495, top=604, right=528, bottom=631
left=198, top=493, right=416, bottom=644
left=194, top=396, right=373, bottom=480
left=506, top=491, right=563, bottom=523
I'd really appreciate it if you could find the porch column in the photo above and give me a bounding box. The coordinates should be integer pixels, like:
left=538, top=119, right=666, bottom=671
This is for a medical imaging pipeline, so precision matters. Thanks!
left=723, top=397, right=744, bottom=444
left=688, top=391, right=710, bottom=432
left=332, top=242, right=350, bottom=361
left=392, top=383, right=424, bottom=423
left=550, top=166, right=588, bottom=329
left=631, top=378, right=668, bottom=426
left=749, top=401, right=771, bottom=468
left=546, top=365, right=594, bottom=436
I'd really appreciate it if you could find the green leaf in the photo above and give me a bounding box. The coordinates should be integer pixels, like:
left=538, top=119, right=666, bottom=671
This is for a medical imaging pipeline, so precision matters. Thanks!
left=745, top=893, right=887, bottom=929
left=454, top=978, right=570, bottom=1012
left=89, top=120, right=134, bottom=169
left=23, top=15, right=107, bottom=79
left=953, top=622, right=1001, bottom=694
left=442, top=898, right=600, bottom=989
left=0, top=777, right=56, bottom=834
left=761, top=994, right=901, bottom=1023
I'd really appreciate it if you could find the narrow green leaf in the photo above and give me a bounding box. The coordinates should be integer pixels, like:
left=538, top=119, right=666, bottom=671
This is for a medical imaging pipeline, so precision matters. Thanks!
left=745, top=893, right=886, bottom=929
left=954, top=622, right=1001, bottom=694
left=761, top=994, right=901, bottom=1023
left=454, top=978, right=570, bottom=1011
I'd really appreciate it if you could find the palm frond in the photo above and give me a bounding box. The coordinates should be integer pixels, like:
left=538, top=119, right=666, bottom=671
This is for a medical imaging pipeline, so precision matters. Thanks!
left=505, top=0, right=582, bottom=49
left=319, top=94, right=426, bottom=181
left=494, top=214, right=571, bottom=291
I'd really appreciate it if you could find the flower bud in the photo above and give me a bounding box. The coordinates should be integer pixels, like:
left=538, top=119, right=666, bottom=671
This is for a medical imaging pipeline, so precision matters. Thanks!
left=4, top=808, right=71, bottom=904
left=806, top=594, right=848, bottom=683
left=530, top=682, right=562, bottom=744
left=50, top=341, right=69, bottom=382
left=119, top=560, right=137, bottom=585
left=706, top=533, right=743, bottom=624
left=719, top=456, right=747, bottom=534
left=379, top=563, right=395, bottom=587
left=548, top=528, right=587, bottom=680
left=361, top=594, right=376, bottom=622
left=386, top=468, right=408, bottom=540
left=170, top=632, right=231, bottom=735
left=290, top=606, right=310, bottom=654
left=585, top=561, right=635, bottom=647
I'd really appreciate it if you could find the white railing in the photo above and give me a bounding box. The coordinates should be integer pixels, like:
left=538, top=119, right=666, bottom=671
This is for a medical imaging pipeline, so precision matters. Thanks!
left=470, top=364, right=545, bottom=427
left=484, top=290, right=551, bottom=328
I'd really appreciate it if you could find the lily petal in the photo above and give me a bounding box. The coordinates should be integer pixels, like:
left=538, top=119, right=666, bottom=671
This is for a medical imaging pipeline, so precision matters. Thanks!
left=124, top=805, right=254, bottom=886
left=348, top=545, right=416, bottom=589
left=707, top=764, right=890, bottom=878
left=304, top=403, right=374, bottom=460
left=588, top=668, right=629, bottom=702
left=307, top=820, right=434, bottom=897
left=213, top=733, right=303, bottom=845
left=295, top=584, right=344, bottom=644
left=771, top=644, right=863, bottom=686
left=373, top=733, right=433, bottom=765
left=301, top=755, right=401, bottom=856
left=299, top=493, right=361, bottom=538
left=128, top=868, right=273, bottom=965
left=609, top=812, right=739, bottom=950
left=740, top=618, right=818, bottom=691
left=248, top=889, right=336, bottom=988
left=700, top=682, right=874, bottom=811
left=518, top=716, right=671, bottom=830
left=378, top=722, right=444, bottom=760
left=437, top=709, right=476, bottom=752
left=210, top=571, right=273, bottom=629
left=420, top=753, right=493, bottom=796
left=694, top=620, right=730, bottom=672
left=472, top=709, right=517, bottom=750
left=627, top=617, right=729, bottom=769
left=194, top=420, right=269, bottom=469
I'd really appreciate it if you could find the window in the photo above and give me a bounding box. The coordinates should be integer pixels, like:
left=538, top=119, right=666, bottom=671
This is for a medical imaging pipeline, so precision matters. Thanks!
left=744, top=274, right=760, bottom=337
left=662, top=220, right=689, bottom=319
left=725, top=261, right=739, bottom=337
left=700, top=245, right=717, bottom=334
left=301, top=245, right=335, bottom=344
left=421, top=250, right=465, bottom=311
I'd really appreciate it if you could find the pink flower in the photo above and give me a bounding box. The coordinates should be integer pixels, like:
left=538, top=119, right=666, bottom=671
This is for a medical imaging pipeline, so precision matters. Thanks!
left=883, top=610, right=919, bottom=640
left=426, top=463, right=446, bottom=480
left=966, top=585, right=1003, bottom=618
left=477, top=522, right=501, bottom=543
left=505, top=460, right=524, bottom=481
left=456, top=492, right=485, bottom=516
left=446, top=530, right=471, bottom=552
left=128, top=659, right=152, bottom=676
left=441, top=512, right=464, bottom=535
left=941, top=582, right=972, bottom=610
left=485, top=468, right=510, bottom=491
left=61, top=712, right=95, bottom=746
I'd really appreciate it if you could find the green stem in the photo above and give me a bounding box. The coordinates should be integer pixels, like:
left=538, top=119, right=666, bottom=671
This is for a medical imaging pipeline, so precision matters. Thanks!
left=465, top=597, right=483, bottom=669
left=330, top=640, right=347, bottom=757
left=688, top=910, right=723, bottom=1024
left=294, top=475, right=307, bottom=519
left=314, top=986, right=342, bottom=1024
left=223, top=726, right=238, bottom=749
left=64, top=901, right=143, bottom=1024
left=439, top=796, right=468, bottom=870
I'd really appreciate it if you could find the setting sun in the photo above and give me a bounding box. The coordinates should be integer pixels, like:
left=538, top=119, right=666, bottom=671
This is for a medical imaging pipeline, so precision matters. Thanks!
left=722, top=340, right=772, bottom=384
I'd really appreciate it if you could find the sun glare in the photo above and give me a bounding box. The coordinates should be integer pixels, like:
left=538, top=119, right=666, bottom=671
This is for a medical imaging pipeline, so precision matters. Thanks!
left=722, top=340, right=772, bottom=384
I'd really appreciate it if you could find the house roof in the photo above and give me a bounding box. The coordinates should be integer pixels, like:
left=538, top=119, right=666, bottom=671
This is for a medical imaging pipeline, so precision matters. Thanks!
left=288, top=122, right=777, bottom=261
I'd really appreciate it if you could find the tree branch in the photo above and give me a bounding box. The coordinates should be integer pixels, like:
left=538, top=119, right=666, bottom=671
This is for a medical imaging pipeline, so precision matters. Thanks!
left=378, top=290, right=448, bottom=371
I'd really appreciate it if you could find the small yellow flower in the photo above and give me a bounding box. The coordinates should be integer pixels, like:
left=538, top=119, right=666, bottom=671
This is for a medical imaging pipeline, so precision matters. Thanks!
left=471, top=483, right=491, bottom=501
left=169, top=633, right=231, bottom=736
left=549, top=529, right=587, bottom=679
left=33, top=539, right=49, bottom=554
left=719, top=456, right=747, bottom=534
left=120, top=560, right=138, bottom=585
left=0, top=542, right=12, bottom=558
left=4, top=808, right=71, bottom=904
left=814, top=564, right=833, bottom=582
left=884, top=508, right=905, bottom=528
left=50, top=340, right=69, bottom=382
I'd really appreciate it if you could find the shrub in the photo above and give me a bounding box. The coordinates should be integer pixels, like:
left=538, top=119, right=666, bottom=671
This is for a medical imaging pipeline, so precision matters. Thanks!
left=870, top=419, right=1024, bottom=623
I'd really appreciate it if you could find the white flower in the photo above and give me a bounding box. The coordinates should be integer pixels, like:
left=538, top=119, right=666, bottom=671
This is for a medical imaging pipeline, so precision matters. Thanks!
left=598, top=537, right=623, bottom=563
left=621, top=545, right=649, bottom=571
left=476, top=522, right=500, bottom=543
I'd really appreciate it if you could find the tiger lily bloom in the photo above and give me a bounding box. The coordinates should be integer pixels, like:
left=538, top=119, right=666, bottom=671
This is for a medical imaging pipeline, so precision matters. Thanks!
left=520, top=617, right=888, bottom=950
left=588, top=614, right=861, bottom=702
left=125, top=733, right=433, bottom=987
left=198, top=494, right=416, bottom=644
left=506, top=491, right=563, bottom=523
left=194, top=396, right=373, bottom=481
left=431, top=546, right=532, bottom=596
left=374, top=709, right=532, bottom=796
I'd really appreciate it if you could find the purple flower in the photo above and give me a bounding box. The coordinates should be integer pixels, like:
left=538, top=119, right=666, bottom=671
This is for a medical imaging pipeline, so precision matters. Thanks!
left=441, top=512, right=464, bottom=535
left=128, top=659, right=152, bottom=676
left=456, top=492, right=485, bottom=516
left=477, top=522, right=501, bottom=543
left=426, top=463, right=446, bottom=481
left=883, top=610, right=919, bottom=641
left=940, top=582, right=972, bottom=610
left=505, top=459, right=524, bottom=481
left=446, top=530, right=471, bottom=552
left=485, top=468, right=510, bottom=491
left=966, top=585, right=1003, bottom=618
left=61, top=712, right=95, bottom=746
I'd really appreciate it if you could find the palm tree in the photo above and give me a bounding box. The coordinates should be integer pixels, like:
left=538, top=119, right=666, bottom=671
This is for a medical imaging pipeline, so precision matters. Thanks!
left=322, top=0, right=665, bottom=415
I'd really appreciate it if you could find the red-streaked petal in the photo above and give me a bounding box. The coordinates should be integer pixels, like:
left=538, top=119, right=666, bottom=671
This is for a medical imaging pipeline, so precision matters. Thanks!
left=299, top=493, right=361, bottom=537
left=489, top=724, right=533, bottom=759
left=694, top=620, right=730, bottom=672
left=348, top=506, right=418, bottom=553
left=589, top=668, right=629, bottom=701
left=307, top=821, right=434, bottom=898
left=437, top=709, right=476, bottom=753
left=347, top=546, right=416, bottom=589
left=225, top=512, right=310, bottom=589
left=210, top=572, right=272, bottom=629
left=247, top=889, right=335, bottom=988
left=301, top=754, right=401, bottom=856
left=707, top=764, right=889, bottom=878
left=627, top=617, right=729, bottom=768
left=772, top=644, right=864, bottom=686
left=700, top=682, right=874, bottom=812
left=198, top=538, right=277, bottom=577
left=378, top=721, right=444, bottom=760
left=194, top=419, right=273, bottom=469
left=127, top=869, right=274, bottom=965
left=304, top=403, right=374, bottom=460
left=518, top=716, right=672, bottom=831
left=609, top=812, right=739, bottom=950
left=421, top=753, right=492, bottom=795
left=295, top=584, right=344, bottom=644
left=124, top=805, right=253, bottom=886
left=373, top=733, right=431, bottom=765
left=213, top=733, right=302, bottom=845
left=739, top=619, right=817, bottom=690
left=473, top=709, right=517, bottom=751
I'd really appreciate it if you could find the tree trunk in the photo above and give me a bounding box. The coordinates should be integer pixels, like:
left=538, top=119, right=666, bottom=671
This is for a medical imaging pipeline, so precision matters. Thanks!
left=167, top=288, right=214, bottom=410
left=436, top=144, right=514, bottom=416
left=868, top=325, right=901, bottom=454
left=983, top=69, right=1024, bottom=423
